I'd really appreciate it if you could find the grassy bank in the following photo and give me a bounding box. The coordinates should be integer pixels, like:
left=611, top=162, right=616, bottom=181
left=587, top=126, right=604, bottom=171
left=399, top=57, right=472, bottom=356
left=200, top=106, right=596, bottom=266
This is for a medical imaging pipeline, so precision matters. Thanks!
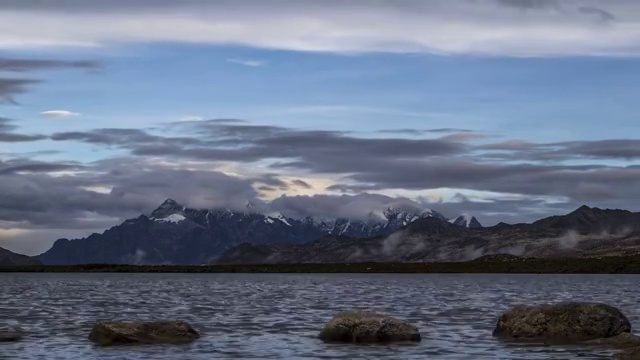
left=2, top=255, right=640, bottom=273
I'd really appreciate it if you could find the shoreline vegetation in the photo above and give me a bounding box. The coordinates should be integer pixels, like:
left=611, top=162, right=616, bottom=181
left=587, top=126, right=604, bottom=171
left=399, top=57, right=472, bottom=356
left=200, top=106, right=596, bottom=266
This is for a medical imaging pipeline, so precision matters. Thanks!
left=3, top=254, right=640, bottom=273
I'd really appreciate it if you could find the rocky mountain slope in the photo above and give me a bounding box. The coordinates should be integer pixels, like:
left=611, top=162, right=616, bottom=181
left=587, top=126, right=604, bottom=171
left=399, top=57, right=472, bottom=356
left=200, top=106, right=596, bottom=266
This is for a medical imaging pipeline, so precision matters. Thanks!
left=35, top=199, right=454, bottom=265
left=215, top=206, right=640, bottom=264
left=0, top=247, right=42, bottom=266
left=451, top=214, right=482, bottom=228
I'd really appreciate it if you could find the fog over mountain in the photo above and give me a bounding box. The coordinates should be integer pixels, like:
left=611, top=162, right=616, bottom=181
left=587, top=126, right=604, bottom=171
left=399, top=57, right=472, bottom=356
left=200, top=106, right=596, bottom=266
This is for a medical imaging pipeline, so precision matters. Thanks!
left=35, top=198, right=470, bottom=265
left=28, top=201, right=640, bottom=266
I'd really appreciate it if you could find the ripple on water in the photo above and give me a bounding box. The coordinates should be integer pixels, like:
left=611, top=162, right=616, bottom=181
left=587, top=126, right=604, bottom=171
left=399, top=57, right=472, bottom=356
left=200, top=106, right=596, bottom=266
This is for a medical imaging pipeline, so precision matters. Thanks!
left=0, top=273, right=635, bottom=359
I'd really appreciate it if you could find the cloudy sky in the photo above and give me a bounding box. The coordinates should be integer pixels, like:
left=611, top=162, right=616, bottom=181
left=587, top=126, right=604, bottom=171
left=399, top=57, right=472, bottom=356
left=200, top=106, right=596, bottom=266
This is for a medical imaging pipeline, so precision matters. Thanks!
left=1, top=0, right=640, bottom=254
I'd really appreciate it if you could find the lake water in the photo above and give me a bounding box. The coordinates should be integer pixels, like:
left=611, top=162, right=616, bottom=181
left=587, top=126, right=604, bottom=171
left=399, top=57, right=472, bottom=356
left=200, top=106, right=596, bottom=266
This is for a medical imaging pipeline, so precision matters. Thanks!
left=0, top=273, right=637, bottom=359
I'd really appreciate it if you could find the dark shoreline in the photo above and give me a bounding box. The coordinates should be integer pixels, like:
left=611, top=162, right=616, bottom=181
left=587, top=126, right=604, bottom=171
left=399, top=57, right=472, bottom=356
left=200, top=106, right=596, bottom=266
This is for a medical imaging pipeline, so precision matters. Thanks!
left=3, top=255, right=640, bottom=273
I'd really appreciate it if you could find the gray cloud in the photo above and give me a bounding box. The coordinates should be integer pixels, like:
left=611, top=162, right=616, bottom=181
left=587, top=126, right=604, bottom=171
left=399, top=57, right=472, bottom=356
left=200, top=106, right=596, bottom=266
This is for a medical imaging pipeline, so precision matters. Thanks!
left=377, top=128, right=476, bottom=135
left=0, top=157, right=260, bottom=232
left=579, top=6, right=616, bottom=22
left=495, top=0, right=558, bottom=10
left=0, top=159, right=80, bottom=176
left=48, top=121, right=640, bottom=206
left=0, top=0, right=637, bottom=57
left=0, top=57, right=101, bottom=104
left=478, top=139, right=640, bottom=161
left=0, top=78, right=39, bottom=104
left=0, top=118, right=46, bottom=142
left=438, top=132, right=489, bottom=142
left=270, top=193, right=424, bottom=221
left=0, top=58, right=100, bottom=72
left=555, top=140, right=640, bottom=159
left=479, top=140, right=538, bottom=151
left=51, top=129, right=201, bottom=149
left=291, top=179, right=312, bottom=189
left=252, top=173, right=289, bottom=190
left=53, top=122, right=467, bottom=164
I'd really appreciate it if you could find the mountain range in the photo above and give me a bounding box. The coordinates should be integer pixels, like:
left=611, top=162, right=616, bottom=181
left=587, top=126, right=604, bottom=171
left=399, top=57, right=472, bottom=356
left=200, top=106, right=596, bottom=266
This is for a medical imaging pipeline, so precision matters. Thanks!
left=21, top=200, right=640, bottom=266
left=216, top=206, right=640, bottom=264
left=35, top=199, right=469, bottom=265
left=0, top=246, right=43, bottom=266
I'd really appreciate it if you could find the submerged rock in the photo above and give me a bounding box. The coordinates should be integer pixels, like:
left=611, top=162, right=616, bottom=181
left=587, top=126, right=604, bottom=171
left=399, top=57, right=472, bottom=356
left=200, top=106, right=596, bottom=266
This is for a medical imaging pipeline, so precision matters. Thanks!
left=0, top=328, right=23, bottom=342
left=617, top=347, right=640, bottom=359
left=585, top=333, right=640, bottom=349
left=88, top=320, right=200, bottom=346
left=493, top=302, right=630, bottom=342
left=319, top=311, right=421, bottom=343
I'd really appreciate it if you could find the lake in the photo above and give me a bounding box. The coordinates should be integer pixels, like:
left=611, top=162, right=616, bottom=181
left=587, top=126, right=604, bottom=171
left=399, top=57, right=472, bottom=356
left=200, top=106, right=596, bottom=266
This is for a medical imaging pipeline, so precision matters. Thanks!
left=0, top=273, right=636, bottom=359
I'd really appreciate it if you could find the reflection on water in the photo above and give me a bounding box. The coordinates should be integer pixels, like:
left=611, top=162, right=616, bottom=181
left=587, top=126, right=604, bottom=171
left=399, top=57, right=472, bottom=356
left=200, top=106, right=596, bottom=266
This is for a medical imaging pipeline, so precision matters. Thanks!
left=0, top=273, right=636, bottom=359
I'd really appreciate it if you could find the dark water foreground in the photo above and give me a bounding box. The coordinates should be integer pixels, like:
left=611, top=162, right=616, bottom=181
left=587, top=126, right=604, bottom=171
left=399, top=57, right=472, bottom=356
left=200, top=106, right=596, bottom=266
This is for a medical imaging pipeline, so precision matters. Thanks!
left=1, top=273, right=637, bottom=359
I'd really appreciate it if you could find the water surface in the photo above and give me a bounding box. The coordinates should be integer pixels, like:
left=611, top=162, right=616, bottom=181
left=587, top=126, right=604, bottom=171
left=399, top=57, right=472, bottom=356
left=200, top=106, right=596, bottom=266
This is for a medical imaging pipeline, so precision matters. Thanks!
left=0, top=273, right=635, bottom=359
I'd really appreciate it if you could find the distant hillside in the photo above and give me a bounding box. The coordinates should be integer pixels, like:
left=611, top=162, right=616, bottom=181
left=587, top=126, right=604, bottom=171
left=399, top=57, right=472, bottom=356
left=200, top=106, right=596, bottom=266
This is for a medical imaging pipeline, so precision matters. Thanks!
left=0, top=247, right=42, bottom=266
left=216, top=206, right=640, bottom=264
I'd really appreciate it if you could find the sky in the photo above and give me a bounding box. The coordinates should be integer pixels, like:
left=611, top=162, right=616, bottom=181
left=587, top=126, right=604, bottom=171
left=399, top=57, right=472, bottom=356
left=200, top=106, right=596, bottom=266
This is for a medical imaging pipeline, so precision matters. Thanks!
left=1, top=0, right=640, bottom=255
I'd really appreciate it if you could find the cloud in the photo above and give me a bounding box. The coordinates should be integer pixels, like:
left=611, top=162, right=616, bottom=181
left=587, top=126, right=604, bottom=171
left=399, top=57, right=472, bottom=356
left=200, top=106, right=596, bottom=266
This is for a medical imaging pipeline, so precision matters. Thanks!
left=0, top=57, right=100, bottom=104
left=0, top=0, right=637, bottom=57
left=0, top=58, right=100, bottom=72
left=439, top=132, right=489, bottom=142
left=52, top=122, right=467, bottom=164
left=0, top=78, right=39, bottom=104
left=178, top=115, right=204, bottom=122
left=0, top=157, right=260, bottom=231
left=45, top=120, right=640, bottom=208
left=41, top=110, right=80, bottom=118
left=291, top=179, right=312, bottom=189
left=270, top=193, right=424, bottom=221
left=479, top=139, right=640, bottom=160
left=226, top=58, right=266, bottom=67
left=495, top=0, right=558, bottom=10
left=378, top=128, right=476, bottom=135
left=579, top=6, right=616, bottom=22
left=0, top=158, right=80, bottom=175
left=0, top=117, right=45, bottom=142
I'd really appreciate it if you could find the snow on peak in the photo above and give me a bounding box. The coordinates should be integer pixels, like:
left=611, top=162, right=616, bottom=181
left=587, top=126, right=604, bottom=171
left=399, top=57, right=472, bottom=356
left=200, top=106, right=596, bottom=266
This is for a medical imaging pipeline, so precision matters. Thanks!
left=277, top=214, right=292, bottom=226
left=155, top=214, right=186, bottom=223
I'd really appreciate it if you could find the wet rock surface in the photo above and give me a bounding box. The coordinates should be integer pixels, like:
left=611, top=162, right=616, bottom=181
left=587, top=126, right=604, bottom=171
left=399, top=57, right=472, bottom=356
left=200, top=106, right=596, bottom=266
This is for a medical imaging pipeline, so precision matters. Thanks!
left=319, top=311, right=421, bottom=343
left=0, top=328, right=23, bottom=342
left=493, top=302, right=631, bottom=342
left=617, top=347, right=640, bottom=360
left=88, top=320, right=200, bottom=346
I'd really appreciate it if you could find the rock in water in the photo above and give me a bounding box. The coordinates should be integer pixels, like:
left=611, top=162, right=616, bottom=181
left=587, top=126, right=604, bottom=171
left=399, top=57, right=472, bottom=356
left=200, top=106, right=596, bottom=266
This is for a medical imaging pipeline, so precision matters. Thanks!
left=0, top=329, right=23, bottom=342
left=584, top=333, right=640, bottom=349
left=493, top=302, right=631, bottom=342
left=617, top=347, right=640, bottom=359
left=89, top=321, right=200, bottom=346
left=319, top=311, right=421, bottom=343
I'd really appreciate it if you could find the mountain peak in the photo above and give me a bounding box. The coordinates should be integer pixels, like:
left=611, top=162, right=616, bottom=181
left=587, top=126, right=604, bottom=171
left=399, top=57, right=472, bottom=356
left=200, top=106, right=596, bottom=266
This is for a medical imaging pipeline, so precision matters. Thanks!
left=151, top=198, right=184, bottom=218
left=452, top=214, right=483, bottom=228
left=161, top=198, right=180, bottom=207
left=572, top=205, right=594, bottom=214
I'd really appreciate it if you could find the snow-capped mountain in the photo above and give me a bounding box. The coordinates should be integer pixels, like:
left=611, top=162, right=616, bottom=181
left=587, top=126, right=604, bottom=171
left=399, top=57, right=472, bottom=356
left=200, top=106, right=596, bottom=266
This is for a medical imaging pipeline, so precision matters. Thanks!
left=36, top=199, right=451, bottom=265
left=451, top=214, right=483, bottom=228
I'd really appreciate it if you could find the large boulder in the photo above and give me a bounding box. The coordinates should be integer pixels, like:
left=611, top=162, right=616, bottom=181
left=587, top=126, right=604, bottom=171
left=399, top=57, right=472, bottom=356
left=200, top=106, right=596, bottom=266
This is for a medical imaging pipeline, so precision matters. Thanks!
left=0, top=328, right=23, bottom=342
left=319, top=311, right=421, bottom=343
left=89, top=321, right=200, bottom=346
left=493, top=302, right=631, bottom=342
